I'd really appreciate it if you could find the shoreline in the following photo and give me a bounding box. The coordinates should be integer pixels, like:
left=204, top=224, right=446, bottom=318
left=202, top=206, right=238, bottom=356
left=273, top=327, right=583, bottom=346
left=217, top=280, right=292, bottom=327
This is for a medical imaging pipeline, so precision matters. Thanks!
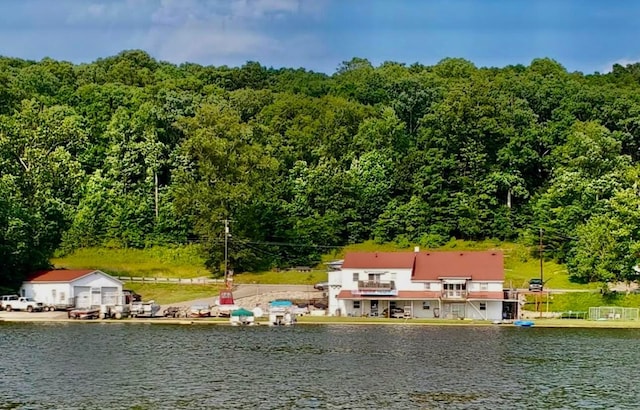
left=2, top=315, right=640, bottom=328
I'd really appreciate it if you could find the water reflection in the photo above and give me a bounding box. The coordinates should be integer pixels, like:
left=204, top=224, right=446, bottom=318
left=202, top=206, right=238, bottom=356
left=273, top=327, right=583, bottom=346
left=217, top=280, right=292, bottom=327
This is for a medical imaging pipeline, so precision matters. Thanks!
left=1, top=323, right=640, bottom=409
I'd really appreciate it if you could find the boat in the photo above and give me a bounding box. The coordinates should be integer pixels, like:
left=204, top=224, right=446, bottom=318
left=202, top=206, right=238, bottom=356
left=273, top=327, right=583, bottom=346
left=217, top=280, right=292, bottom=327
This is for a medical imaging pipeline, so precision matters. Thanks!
left=230, top=308, right=255, bottom=325
left=189, top=305, right=211, bottom=318
left=513, top=320, right=534, bottom=327
left=130, top=301, right=161, bottom=318
left=68, top=308, right=100, bottom=320
left=214, top=290, right=238, bottom=317
left=268, top=300, right=296, bottom=326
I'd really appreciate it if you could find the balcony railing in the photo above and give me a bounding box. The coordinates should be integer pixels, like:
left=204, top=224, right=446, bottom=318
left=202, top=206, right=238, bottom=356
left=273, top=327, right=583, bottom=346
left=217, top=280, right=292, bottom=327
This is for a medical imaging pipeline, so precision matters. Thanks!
left=441, top=290, right=468, bottom=299
left=358, top=280, right=395, bottom=290
left=352, top=280, right=397, bottom=296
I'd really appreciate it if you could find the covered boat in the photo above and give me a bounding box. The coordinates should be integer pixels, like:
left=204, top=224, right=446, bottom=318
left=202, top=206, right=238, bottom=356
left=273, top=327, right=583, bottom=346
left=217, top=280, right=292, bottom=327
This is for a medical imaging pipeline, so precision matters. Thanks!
left=268, top=300, right=296, bottom=326
left=230, top=308, right=255, bottom=326
left=214, top=290, right=238, bottom=317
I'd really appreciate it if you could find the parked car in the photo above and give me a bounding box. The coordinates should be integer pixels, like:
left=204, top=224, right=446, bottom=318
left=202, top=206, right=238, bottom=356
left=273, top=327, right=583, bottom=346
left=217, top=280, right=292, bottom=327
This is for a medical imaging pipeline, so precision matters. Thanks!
left=0, top=294, right=19, bottom=311
left=528, top=278, right=544, bottom=292
left=382, top=307, right=405, bottom=318
left=314, top=282, right=329, bottom=291
left=2, top=297, right=44, bottom=312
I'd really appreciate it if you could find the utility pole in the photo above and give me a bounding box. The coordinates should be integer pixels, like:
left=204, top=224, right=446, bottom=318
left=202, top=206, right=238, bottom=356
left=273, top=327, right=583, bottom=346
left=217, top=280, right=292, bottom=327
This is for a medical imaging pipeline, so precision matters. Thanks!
left=539, top=228, right=544, bottom=283
left=224, top=219, right=229, bottom=287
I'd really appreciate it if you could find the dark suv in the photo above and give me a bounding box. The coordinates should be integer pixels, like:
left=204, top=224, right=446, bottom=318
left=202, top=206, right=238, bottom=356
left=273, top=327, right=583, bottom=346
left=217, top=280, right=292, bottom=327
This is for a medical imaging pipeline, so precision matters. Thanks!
left=528, top=278, right=543, bottom=292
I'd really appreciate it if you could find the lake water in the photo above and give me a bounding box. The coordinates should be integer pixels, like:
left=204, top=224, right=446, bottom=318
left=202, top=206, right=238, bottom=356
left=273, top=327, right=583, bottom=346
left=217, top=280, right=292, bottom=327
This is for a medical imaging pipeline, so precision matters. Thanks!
left=1, top=322, right=639, bottom=409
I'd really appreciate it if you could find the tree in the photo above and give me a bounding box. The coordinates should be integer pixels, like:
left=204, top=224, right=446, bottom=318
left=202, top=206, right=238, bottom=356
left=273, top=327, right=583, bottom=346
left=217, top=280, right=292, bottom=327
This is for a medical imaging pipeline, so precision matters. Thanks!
left=567, top=185, right=640, bottom=285
left=173, top=103, right=278, bottom=273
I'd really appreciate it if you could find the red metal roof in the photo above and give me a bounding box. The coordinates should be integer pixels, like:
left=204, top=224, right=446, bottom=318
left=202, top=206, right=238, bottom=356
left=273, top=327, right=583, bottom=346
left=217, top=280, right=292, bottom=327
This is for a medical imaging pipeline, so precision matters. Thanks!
left=341, top=252, right=416, bottom=269
left=413, top=251, right=503, bottom=281
left=26, top=269, right=98, bottom=282
left=337, top=290, right=441, bottom=299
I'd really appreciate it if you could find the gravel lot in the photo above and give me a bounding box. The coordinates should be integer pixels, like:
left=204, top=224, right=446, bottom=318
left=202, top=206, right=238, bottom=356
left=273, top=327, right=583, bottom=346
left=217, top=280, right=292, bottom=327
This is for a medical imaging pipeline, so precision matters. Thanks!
left=0, top=310, right=68, bottom=320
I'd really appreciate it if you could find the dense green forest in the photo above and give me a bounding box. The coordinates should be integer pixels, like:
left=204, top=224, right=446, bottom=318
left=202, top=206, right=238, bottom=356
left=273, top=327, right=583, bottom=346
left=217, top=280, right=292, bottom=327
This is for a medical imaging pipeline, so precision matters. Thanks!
left=2, top=50, right=640, bottom=287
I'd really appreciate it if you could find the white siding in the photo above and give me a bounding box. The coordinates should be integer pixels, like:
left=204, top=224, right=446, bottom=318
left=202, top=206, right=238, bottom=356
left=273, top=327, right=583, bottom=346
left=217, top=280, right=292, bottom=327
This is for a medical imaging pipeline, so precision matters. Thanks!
left=465, top=301, right=502, bottom=321
left=21, top=283, right=73, bottom=305
left=468, top=281, right=503, bottom=292
left=413, top=300, right=441, bottom=318
left=73, top=272, right=122, bottom=289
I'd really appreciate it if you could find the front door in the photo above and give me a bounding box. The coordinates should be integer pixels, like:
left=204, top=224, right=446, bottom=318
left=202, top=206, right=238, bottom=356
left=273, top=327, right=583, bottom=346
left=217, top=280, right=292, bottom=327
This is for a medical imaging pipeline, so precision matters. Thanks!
left=370, top=300, right=378, bottom=317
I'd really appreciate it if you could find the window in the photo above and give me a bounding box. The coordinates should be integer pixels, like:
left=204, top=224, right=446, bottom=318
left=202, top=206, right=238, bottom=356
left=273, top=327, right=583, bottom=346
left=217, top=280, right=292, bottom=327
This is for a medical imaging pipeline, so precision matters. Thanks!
left=424, top=283, right=431, bottom=290
left=368, top=273, right=381, bottom=282
left=422, top=301, right=431, bottom=310
left=353, top=301, right=361, bottom=309
left=479, top=282, right=488, bottom=291
left=352, top=272, right=359, bottom=282
left=480, top=302, right=486, bottom=311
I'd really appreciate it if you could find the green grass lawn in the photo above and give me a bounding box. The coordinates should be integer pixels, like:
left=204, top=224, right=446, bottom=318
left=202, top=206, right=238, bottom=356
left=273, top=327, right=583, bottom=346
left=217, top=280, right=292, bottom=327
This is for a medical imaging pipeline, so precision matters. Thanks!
left=232, top=270, right=327, bottom=285
left=52, top=245, right=209, bottom=279
left=525, top=291, right=640, bottom=313
left=52, top=240, right=595, bottom=290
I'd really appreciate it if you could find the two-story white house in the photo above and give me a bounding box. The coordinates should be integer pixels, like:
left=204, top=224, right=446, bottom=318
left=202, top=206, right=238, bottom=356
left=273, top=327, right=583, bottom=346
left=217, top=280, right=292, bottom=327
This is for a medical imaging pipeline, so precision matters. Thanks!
left=328, top=249, right=510, bottom=321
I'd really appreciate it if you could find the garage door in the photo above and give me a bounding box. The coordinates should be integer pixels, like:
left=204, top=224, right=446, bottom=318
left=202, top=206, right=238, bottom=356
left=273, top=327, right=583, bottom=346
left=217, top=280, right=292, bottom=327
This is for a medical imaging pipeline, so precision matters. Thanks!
left=74, top=286, right=91, bottom=308
left=101, top=287, right=118, bottom=305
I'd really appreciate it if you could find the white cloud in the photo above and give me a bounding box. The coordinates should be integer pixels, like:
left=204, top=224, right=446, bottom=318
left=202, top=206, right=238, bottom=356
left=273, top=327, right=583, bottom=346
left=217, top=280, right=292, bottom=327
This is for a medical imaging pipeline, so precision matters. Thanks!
left=56, top=0, right=327, bottom=66
left=230, top=0, right=300, bottom=19
left=150, top=19, right=280, bottom=62
left=66, top=0, right=155, bottom=25
left=601, top=58, right=640, bottom=73
left=144, top=0, right=326, bottom=65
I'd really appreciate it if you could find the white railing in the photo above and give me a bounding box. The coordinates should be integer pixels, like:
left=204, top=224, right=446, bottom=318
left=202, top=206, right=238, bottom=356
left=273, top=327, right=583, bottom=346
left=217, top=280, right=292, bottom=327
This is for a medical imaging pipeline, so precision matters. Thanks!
left=115, top=276, right=225, bottom=284
left=441, top=290, right=467, bottom=299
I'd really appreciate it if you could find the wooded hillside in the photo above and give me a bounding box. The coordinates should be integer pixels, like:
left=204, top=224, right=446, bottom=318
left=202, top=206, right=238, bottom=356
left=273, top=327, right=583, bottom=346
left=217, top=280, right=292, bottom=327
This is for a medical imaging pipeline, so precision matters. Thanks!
left=2, top=50, right=640, bottom=286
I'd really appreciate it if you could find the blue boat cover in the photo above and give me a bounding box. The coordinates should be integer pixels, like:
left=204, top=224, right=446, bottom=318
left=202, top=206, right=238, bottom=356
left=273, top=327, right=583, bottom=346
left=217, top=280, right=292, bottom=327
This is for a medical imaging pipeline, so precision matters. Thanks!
left=269, top=300, right=293, bottom=307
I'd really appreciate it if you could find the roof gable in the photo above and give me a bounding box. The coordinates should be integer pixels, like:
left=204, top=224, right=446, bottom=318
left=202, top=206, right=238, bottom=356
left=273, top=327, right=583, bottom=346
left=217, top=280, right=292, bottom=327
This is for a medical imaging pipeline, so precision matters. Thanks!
left=25, top=269, right=118, bottom=283
left=413, top=251, right=504, bottom=281
left=342, top=252, right=416, bottom=269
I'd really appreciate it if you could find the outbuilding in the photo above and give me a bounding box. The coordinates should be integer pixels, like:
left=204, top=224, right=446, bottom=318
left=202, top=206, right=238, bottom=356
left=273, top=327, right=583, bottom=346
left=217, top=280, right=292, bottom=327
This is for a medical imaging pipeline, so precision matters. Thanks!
left=21, top=269, right=123, bottom=309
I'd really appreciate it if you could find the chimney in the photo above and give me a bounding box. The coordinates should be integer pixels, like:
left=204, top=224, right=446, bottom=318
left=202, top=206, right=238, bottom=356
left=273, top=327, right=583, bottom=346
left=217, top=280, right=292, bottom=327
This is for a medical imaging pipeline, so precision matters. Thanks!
left=414, top=246, right=420, bottom=253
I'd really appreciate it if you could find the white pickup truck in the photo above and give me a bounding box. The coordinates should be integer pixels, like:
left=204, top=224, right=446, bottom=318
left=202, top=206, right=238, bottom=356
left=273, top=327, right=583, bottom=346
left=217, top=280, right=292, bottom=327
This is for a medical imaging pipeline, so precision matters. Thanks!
left=1, top=296, right=44, bottom=312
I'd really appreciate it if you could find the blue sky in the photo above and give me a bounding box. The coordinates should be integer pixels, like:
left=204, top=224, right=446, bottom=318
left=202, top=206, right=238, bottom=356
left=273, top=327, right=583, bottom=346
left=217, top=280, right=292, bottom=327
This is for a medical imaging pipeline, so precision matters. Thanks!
left=0, top=0, right=638, bottom=74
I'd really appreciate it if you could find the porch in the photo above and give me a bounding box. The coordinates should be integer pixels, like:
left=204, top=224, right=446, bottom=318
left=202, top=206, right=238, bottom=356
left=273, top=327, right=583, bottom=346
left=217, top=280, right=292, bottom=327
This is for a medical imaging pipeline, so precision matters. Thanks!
left=335, top=290, right=509, bottom=320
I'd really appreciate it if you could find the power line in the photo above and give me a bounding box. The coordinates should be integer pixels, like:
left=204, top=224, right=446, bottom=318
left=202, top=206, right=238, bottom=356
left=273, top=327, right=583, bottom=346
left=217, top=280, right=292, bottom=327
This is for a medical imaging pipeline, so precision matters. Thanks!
left=187, top=236, right=343, bottom=249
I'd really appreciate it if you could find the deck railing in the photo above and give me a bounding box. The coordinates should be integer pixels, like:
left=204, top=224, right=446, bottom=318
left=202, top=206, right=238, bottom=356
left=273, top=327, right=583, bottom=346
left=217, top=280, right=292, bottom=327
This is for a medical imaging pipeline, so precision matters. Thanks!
left=357, top=280, right=395, bottom=290
left=441, top=290, right=468, bottom=299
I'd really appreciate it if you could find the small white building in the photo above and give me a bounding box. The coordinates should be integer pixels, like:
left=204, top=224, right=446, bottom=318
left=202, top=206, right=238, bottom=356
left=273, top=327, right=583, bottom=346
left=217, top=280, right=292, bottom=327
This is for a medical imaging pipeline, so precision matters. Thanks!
left=21, top=269, right=123, bottom=309
left=328, top=250, right=513, bottom=321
